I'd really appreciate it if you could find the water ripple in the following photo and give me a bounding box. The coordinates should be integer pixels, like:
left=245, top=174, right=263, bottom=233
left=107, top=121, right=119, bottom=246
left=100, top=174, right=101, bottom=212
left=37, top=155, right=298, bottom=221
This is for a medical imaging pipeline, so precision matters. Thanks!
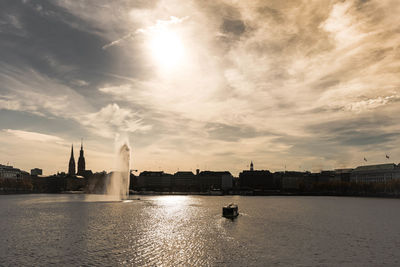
left=1, top=195, right=400, bottom=266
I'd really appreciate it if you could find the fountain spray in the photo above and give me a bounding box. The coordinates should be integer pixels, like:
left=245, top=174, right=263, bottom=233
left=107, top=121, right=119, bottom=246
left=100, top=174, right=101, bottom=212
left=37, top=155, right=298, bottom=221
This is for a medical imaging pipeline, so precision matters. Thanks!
left=105, top=136, right=131, bottom=200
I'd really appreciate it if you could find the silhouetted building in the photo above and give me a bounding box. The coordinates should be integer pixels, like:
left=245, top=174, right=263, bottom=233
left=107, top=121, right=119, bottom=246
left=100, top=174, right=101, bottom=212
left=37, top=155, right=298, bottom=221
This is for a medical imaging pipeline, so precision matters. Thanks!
left=32, top=174, right=85, bottom=193
left=82, top=170, right=93, bottom=178
left=197, top=171, right=233, bottom=191
left=68, top=144, right=76, bottom=175
left=280, top=171, right=311, bottom=191
left=0, top=164, right=28, bottom=179
left=317, top=170, right=335, bottom=182
left=239, top=162, right=279, bottom=190
left=334, top=168, right=353, bottom=182
left=137, top=171, right=172, bottom=191
left=133, top=170, right=233, bottom=192
left=129, top=173, right=137, bottom=190
left=30, top=168, right=42, bottom=176
left=77, top=140, right=86, bottom=176
left=351, top=163, right=400, bottom=183
left=172, top=171, right=196, bottom=191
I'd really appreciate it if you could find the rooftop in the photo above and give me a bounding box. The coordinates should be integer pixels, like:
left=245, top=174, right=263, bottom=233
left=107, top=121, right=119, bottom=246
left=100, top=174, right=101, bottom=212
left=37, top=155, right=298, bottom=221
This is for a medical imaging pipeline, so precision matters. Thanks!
left=353, top=163, right=398, bottom=172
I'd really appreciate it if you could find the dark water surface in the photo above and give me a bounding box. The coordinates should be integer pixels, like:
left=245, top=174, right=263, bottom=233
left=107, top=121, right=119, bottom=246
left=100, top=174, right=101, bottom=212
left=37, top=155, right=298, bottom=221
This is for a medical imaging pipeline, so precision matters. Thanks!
left=1, top=194, right=400, bottom=266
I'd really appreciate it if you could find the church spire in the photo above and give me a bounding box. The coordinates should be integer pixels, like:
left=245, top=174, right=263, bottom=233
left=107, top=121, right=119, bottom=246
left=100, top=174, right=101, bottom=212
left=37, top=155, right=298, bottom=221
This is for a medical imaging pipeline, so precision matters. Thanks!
left=68, top=144, right=76, bottom=175
left=77, top=138, right=86, bottom=176
left=250, top=161, right=254, bottom=171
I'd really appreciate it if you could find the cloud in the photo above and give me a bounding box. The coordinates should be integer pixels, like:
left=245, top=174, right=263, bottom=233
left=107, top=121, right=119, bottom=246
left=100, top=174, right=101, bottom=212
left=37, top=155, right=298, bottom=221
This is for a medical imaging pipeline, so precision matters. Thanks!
left=0, top=64, right=149, bottom=140
left=320, top=1, right=366, bottom=47
left=4, top=129, right=64, bottom=143
left=2, top=0, right=400, bottom=174
left=221, top=19, right=246, bottom=36
left=0, top=64, right=90, bottom=117
left=345, top=94, right=400, bottom=113
left=98, top=84, right=134, bottom=96
left=102, top=32, right=135, bottom=50
left=102, top=16, right=188, bottom=50
left=141, top=15, right=189, bottom=33
left=95, top=0, right=400, bottom=165
left=71, top=79, right=89, bottom=87
left=81, top=103, right=152, bottom=138
left=206, top=122, right=275, bottom=142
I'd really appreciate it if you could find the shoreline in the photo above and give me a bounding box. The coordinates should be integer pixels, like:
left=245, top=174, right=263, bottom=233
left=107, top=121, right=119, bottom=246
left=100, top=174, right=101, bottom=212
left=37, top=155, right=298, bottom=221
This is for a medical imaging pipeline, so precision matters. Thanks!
left=2, top=191, right=400, bottom=199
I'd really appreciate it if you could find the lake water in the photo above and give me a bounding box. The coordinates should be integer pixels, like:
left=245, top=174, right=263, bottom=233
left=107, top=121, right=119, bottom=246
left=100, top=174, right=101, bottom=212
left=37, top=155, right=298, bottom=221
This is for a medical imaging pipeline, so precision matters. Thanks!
left=1, top=194, right=400, bottom=266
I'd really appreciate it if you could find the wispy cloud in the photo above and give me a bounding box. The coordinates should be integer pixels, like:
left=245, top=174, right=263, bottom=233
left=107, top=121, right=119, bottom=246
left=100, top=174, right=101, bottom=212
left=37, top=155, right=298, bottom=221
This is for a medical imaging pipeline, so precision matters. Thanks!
left=345, top=94, right=400, bottom=113
left=102, top=32, right=136, bottom=50
left=0, top=65, right=89, bottom=117
left=4, top=129, right=64, bottom=143
left=0, top=64, right=149, bottom=140
left=81, top=103, right=152, bottom=138
left=102, top=16, right=188, bottom=50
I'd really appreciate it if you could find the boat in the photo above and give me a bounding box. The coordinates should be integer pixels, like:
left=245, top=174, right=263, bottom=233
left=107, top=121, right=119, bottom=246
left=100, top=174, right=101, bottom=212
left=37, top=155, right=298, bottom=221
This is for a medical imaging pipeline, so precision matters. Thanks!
left=222, top=203, right=239, bottom=218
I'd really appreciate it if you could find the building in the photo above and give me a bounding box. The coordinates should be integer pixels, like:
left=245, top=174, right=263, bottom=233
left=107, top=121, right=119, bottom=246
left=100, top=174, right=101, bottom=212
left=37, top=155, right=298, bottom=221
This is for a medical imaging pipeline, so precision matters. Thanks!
left=317, top=170, right=336, bottom=182
left=81, top=170, right=93, bottom=178
left=239, top=162, right=279, bottom=190
left=68, top=144, right=76, bottom=175
left=172, top=171, right=196, bottom=191
left=239, top=170, right=276, bottom=189
left=77, top=140, right=86, bottom=176
left=350, top=163, right=400, bottom=183
left=334, top=168, right=353, bottom=182
left=136, top=171, right=172, bottom=191
left=133, top=170, right=233, bottom=192
left=31, top=168, right=43, bottom=176
left=280, top=171, right=311, bottom=191
left=221, top=173, right=233, bottom=191
left=197, top=171, right=233, bottom=191
left=0, top=164, right=28, bottom=179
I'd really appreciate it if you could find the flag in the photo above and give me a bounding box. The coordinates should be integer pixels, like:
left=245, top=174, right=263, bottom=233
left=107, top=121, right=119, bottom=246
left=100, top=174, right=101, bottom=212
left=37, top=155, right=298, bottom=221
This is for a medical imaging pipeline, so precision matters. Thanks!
left=364, top=157, right=367, bottom=162
left=386, top=154, right=390, bottom=159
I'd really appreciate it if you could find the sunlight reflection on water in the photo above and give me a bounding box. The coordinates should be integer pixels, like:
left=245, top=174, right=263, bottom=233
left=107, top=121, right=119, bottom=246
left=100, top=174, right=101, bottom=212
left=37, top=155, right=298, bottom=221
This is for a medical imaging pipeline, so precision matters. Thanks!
left=153, top=195, right=190, bottom=206
left=2, top=195, right=400, bottom=266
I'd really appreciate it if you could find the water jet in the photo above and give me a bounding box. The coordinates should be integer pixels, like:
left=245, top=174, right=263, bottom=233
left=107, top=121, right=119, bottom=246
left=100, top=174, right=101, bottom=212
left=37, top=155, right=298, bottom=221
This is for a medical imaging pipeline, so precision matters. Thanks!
left=104, top=142, right=131, bottom=201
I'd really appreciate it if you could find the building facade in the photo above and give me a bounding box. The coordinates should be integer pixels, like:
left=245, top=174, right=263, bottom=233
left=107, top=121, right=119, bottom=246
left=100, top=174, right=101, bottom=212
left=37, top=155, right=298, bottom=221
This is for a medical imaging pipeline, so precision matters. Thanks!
left=350, top=163, right=400, bottom=183
left=137, top=171, right=172, bottom=191
left=172, top=171, right=196, bottom=191
left=0, top=164, right=28, bottom=179
left=197, top=171, right=233, bottom=191
left=239, top=162, right=279, bottom=190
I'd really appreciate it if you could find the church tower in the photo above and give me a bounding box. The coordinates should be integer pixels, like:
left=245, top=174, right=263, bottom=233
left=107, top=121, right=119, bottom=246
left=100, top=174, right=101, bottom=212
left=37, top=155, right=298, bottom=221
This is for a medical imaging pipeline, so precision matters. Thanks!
left=77, top=139, right=86, bottom=176
left=68, top=144, right=76, bottom=175
left=250, top=161, right=254, bottom=171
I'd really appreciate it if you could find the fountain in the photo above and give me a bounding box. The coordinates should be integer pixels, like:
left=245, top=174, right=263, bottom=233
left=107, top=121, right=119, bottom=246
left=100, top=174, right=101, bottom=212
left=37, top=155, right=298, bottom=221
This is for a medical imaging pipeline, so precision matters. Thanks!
left=104, top=142, right=131, bottom=201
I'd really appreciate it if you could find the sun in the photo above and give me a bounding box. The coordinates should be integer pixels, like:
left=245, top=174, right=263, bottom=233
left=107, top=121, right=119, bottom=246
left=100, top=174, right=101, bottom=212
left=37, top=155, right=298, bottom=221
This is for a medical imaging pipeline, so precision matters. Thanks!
left=149, top=28, right=185, bottom=69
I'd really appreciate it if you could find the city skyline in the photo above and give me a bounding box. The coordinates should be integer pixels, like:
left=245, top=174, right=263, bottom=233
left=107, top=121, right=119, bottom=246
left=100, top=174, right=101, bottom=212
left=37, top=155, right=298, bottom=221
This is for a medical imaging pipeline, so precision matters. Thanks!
left=1, top=139, right=398, bottom=177
left=1, top=0, right=400, bottom=175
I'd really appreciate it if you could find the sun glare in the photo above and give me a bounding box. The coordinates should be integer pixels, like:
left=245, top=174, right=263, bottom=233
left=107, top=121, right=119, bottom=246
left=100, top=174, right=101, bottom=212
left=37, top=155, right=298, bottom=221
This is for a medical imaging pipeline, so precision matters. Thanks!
left=155, top=195, right=189, bottom=207
left=149, top=29, right=184, bottom=69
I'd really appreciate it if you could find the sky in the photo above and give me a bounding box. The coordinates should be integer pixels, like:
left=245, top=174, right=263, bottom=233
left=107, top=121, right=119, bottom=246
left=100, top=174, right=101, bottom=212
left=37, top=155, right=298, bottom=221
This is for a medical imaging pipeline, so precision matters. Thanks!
left=0, top=0, right=399, bottom=175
